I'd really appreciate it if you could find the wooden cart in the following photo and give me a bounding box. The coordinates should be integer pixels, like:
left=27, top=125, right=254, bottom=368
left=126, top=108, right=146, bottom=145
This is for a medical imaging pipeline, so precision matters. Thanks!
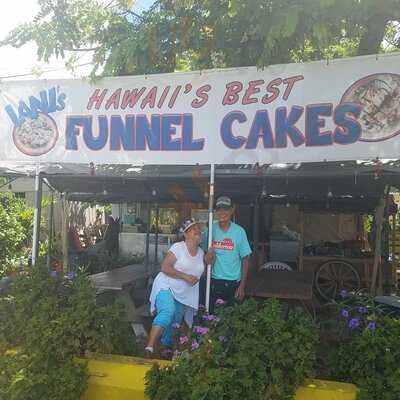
left=300, top=255, right=373, bottom=301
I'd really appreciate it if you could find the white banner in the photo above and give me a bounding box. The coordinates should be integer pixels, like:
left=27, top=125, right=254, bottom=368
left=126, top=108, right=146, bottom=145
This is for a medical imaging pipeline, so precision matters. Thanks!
left=1, top=53, right=400, bottom=165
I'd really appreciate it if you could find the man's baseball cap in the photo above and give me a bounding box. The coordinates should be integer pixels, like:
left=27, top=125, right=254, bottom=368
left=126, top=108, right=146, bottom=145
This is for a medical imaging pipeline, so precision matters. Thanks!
left=215, top=196, right=232, bottom=209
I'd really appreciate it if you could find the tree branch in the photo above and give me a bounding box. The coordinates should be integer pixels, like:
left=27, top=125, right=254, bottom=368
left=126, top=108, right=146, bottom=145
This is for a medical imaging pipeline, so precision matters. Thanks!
left=68, top=47, right=101, bottom=52
left=357, top=14, right=390, bottom=56
left=105, top=0, right=118, bottom=9
left=124, top=10, right=144, bottom=20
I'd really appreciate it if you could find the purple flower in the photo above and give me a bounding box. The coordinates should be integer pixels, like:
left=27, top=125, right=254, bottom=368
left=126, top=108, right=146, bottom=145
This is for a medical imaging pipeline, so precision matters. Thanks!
left=179, top=336, right=189, bottom=345
left=202, top=314, right=217, bottom=321
left=218, top=336, right=227, bottom=343
left=65, top=271, right=76, bottom=280
left=172, top=323, right=181, bottom=329
left=200, top=327, right=209, bottom=335
left=160, top=348, right=173, bottom=357
left=215, top=298, right=226, bottom=306
left=341, top=309, right=349, bottom=318
left=367, top=322, right=377, bottom=331
left=198, top=304, right=205, bottom=310
left=348, top=318, right=360, bottom=330
left=358, top=306, right=368, bottom=314
left=50, top=271, right=58, bottom=278
left=340, top=289, right=349, bottom=299
left=191, top=340, right=200, bottom=350
left=193, top=326, right=209, bottom=335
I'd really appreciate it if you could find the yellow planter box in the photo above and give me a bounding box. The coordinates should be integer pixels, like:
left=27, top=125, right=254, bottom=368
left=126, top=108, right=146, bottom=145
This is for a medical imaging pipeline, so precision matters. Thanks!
left=80, top=354, right=357, bottom=400
left=80, top=354, right=170, bottom=400
left=296, top=380, right=357, bottom=400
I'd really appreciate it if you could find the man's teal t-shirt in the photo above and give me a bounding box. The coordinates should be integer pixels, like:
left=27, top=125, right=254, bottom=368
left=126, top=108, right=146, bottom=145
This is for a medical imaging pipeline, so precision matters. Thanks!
left=207, top=222, right=252, bottom=281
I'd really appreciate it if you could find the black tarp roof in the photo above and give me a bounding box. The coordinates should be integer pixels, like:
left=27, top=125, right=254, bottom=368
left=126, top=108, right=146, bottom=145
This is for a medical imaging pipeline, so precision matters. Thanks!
left=0, top=160, right=398, bottom=211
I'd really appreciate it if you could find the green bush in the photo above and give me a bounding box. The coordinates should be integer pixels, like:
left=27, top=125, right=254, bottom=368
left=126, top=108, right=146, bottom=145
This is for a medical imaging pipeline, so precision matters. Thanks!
left=0, top=351, right=87, bottom=400
left=145, top=299, right=318, bottom=400
left=0, top=192, right=34, bottom=277
left=328, top=293, right=400, bottom=400
left=0, top=266, right=136, bottom=400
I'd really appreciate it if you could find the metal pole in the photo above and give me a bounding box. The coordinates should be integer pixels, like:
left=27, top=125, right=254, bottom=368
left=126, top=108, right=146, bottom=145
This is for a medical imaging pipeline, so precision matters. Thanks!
left=392, top=213, right=397, bottom=289
left=46, top=192, right=54, bottom=270
left=205, top=164, right=215, bottom=313
left=32, top=166, right=43, bottom=267
left=61, top=197, right=69, bottom=272
left=299, top=211, right=305, bottom=272
left=145, top=202, right=151, bottom=270
left=154, top=204, right=160, bottom=266
left=371, top=185, right=389, bottom=294
left=252, top=198, right=260, bottom=268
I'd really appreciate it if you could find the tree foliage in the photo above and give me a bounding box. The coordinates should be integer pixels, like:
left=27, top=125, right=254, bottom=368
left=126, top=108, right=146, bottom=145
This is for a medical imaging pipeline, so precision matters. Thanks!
left=0, top=193, right=33, bottom=276
left=2, top=0, right=400, bottom=76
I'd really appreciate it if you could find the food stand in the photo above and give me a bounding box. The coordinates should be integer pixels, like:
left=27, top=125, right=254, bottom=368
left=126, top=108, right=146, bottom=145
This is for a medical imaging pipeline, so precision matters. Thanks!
left=1, top=53, right=400, bottom=307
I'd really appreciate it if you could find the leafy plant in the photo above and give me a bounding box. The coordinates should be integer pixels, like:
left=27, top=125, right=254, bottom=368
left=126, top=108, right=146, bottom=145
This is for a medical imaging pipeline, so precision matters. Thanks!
left=0, top=265, right=136, bottom=400
left=0, top=193, right=32, bottom=277
left=327, top=291, right=400, bottom=400
left=146, top=299, right=318, bottom=400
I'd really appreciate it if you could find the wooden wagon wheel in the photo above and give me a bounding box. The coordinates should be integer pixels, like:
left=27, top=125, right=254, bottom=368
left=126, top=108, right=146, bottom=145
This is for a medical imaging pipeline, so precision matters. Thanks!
left=315, top=260, right=361, bottom=301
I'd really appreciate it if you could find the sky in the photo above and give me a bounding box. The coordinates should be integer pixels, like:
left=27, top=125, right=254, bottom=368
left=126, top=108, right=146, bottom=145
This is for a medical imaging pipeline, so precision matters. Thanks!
left=0, top=0, right=154, bottom=81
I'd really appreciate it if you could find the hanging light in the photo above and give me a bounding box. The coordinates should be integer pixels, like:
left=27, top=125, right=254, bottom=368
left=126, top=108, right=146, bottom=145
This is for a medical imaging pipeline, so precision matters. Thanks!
left=89, top=162, right=95, bottom=176
left=373, top=158, right=382, bottom=180
left=326, top=187, right=333, bottom=210
left=260, top=181, right=267, bottom=198
left=152, top=188, right=157, bottom=197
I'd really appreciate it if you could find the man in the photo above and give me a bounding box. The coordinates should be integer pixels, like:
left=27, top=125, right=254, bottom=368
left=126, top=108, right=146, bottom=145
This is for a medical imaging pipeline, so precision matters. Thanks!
left=204, top=196, right=252, bottom=312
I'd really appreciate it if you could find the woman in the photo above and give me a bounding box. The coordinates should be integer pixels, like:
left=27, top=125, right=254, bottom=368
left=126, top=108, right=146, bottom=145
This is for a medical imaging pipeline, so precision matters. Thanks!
left=145, top=219, right=204, bottom=356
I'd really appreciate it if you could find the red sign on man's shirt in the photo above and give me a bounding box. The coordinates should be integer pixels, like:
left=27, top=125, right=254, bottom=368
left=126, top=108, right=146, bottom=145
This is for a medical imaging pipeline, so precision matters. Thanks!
left=213, top=238, right=234, bottom=251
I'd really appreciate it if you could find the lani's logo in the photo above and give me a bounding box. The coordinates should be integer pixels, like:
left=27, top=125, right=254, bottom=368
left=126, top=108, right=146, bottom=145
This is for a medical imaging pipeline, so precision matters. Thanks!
left=5, top=86, right=65, bottom=156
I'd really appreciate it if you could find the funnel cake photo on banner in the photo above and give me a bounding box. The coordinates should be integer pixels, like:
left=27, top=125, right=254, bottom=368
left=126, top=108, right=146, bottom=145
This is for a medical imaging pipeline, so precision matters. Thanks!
left=13, top=112, right=59, bottom=156
left=341, top=73, right=400, bottom=142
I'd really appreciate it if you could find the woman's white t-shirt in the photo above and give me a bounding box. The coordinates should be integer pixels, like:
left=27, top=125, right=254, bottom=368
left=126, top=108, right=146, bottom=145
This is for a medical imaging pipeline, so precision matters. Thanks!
left=150, top=241, right=205, bottom=318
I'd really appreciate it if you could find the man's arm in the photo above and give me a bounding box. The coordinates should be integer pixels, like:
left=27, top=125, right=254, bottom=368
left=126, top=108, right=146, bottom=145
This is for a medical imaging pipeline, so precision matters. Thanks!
left=241, top=256, right=250, bottom=286
left=235, top=256, right=249, bottom=301
left=235, top=227, right=252, bottom=301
